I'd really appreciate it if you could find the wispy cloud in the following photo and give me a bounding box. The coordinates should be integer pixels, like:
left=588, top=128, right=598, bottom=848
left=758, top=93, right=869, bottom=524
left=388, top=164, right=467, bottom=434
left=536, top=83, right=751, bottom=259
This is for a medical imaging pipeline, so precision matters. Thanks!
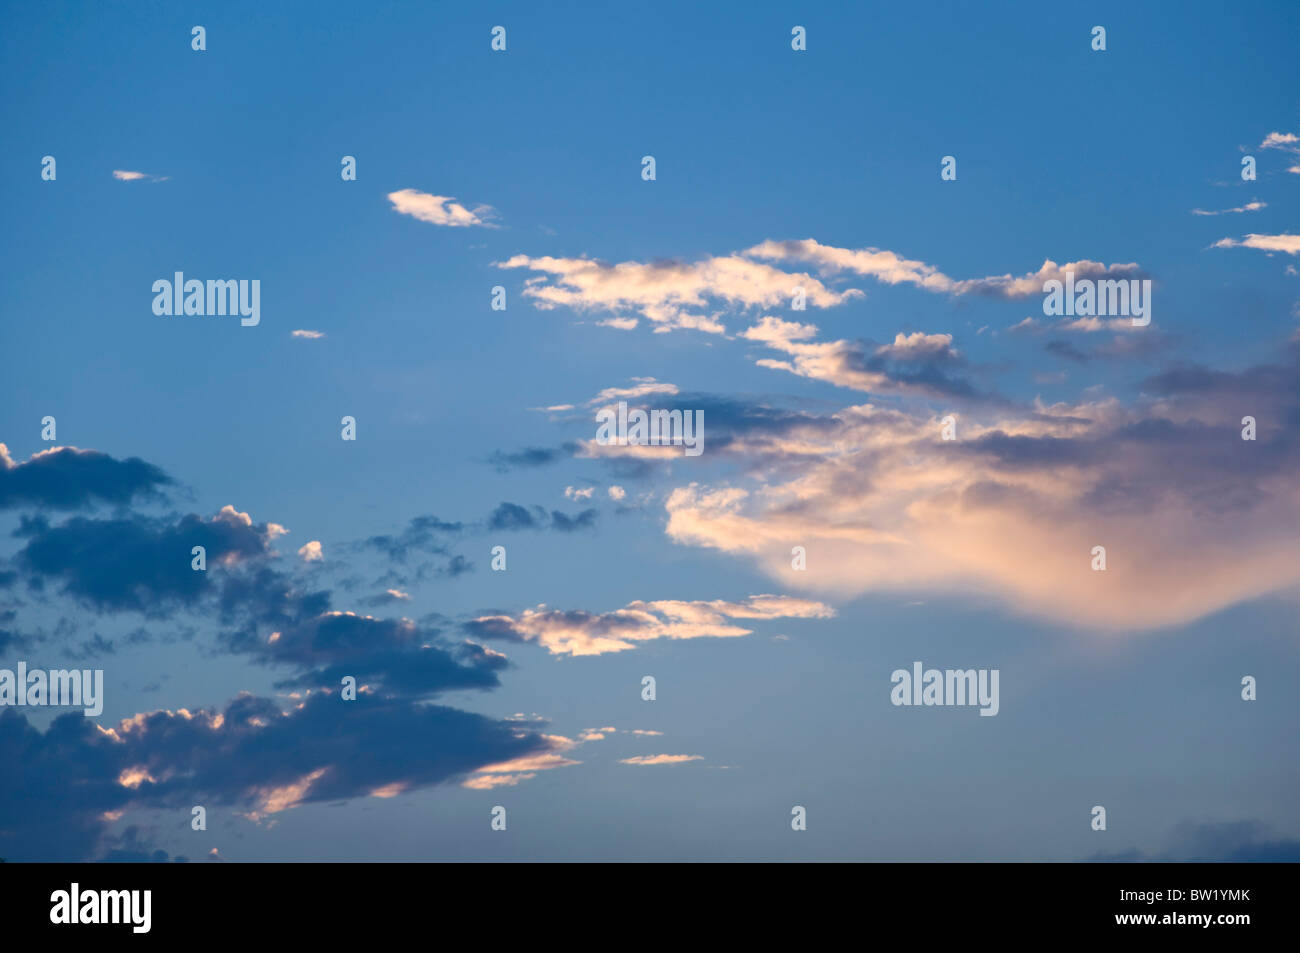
left=1213, top=233, right=1300, bottom=255
left=112, top=169, right=168, bottom=182
left=1191, top=201, right=1265, bottom=216
left=619, top=754, right=703, bottom=766
left=465, top=594, right=835, bottom=656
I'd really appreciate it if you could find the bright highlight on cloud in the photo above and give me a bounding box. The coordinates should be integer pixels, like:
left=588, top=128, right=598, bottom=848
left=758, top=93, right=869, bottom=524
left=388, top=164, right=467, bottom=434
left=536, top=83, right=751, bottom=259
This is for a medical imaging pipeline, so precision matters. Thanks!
left=466, top=595, right=835, bottom=656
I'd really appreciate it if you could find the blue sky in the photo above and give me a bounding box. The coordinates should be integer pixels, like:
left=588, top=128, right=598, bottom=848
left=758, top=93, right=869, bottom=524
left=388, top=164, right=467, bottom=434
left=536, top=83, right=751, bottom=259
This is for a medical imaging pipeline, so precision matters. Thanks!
left=2, top=0, right=1299, bottom=862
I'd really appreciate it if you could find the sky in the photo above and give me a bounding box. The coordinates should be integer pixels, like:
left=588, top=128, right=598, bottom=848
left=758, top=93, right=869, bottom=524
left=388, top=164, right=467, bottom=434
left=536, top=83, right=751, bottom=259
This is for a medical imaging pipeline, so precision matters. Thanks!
left=1, top=0, right=1298, bottom=862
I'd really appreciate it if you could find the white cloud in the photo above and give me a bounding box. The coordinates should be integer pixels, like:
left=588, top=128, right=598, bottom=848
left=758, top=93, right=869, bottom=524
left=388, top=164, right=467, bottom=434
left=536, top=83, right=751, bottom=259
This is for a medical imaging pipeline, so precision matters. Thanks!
left=387, top=188, right=497, bottom=228
left=1213, top=233, right=1300, bottom=255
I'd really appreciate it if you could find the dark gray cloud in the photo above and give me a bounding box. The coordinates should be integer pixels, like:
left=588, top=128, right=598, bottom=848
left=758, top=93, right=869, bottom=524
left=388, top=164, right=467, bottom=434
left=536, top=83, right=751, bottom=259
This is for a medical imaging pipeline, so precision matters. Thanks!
left=1086, top=819, right=1300, bottom=862
left=362, top=514, right=463, bottom=563
left=0, top=444, right=171, bottom=510
left=0, top=445, right=573, bottom=862
left=1045, top=338, right=1092, bottom=363
left=252, top=612, right=507, bottom=696
left=485, top=502, right=598, bottom=533
left=0, top=691, right=552, bottom=862
left=17, top=510, right=278, bottom=614
left=487, top=443, right=579, bottom=471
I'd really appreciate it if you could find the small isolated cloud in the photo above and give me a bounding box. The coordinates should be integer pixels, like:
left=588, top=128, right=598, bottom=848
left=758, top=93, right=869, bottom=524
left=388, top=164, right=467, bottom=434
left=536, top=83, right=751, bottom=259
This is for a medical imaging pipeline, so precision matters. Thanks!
left=1213, top=233, right=1300, bottom=255
left=564, top=486, right=595, bottom=500
left=619, top=754, right=703, bottom=766
left=485, top=501, right=597, bottom=534
left=487, top=446, right=574, bottom=471
left=587, top=377, right=679, bottom=406
left=112, top=170, right=167, bottom=182
left=297, top=541, right=323, bottom=562
left=1258, top=131, right=1299, bottom=153
left=291, top=329, right=325, bottom=339
left=387, top=189, right=497, bottom=228
left=607, top=485, right=626, bottom=501
left=1191, top=201, right=1265, bottom=216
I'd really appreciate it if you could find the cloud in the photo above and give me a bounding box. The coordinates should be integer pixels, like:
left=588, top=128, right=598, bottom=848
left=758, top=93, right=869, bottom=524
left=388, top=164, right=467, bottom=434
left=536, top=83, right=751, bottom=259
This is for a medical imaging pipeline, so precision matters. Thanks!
left=1087, top=819, right=1300, bottom=862
left=0, top=444, right=590, bottom=861
left=618, top=754, right=703, bottom=765
left=741, top=317, right=986, bottom=400
left=574, top=391, right=841, bottom=466
left=486, top=445, right=576, bottom=471
left=1191, top=201, right=1265, bottom=216
left=462, top=743, right=581, bottom=790
left=16, top=508, right=281, bottom=613
left=249, top=611, right=509, bottom=696
left=662, top=343, right=1300, bottom=629
left=496, top=238, right=1144, bottom=335
left=0, top=444, right=171, bottom=510
left=387, top=189, right=497, bottom=228
left=112, top=170, right=168, bottom=182
left=0, top=691, right=553, bottom=860
left=297, top=540, right=323, bottom=562
left=495, top=251, right=860, bottom=333
left=1258, top=131, right=1299, bottom=153
left=587, top=377, right=679, bottom=405
left=1212, top=233, right=1300, bottom=255
left=362, top=515, right=463, bottom=562
left=465, top=594, right=834, bottom=656
left=486, top=502, right=598, bottom=533
left=746, top=238, right=1143, bottom=300
left=291, top=329, right=325, bottom=339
